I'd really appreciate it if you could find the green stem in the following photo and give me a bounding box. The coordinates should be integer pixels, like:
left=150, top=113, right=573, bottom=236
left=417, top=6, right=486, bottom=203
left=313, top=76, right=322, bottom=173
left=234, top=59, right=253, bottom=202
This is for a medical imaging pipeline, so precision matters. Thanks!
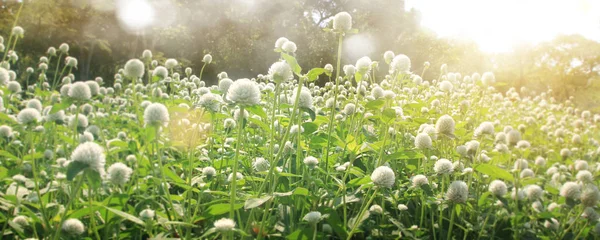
left=324, top=33, right=344, bottom=177
left=1, top=2, right=24, bottom=62
left=447, top=205, right=456, bottom=240
left=347, top=188, right=378, bottom=240
left=229, top=106, right=245, bottom=220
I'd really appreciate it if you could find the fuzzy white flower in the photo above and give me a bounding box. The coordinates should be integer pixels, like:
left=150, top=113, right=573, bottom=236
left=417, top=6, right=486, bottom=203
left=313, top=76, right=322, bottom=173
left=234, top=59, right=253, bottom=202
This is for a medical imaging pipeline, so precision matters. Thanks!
left=446, top=181, right=468, bottom=203
left=68, top=82, right=92, bottom=101
left=139, top=209, right=155, bottom=221
left=489, top=180, right=507, bottom=197
left=17, top=108, right=41, bottom=125
left=214, top=218, right=236, bottom=231
left=107, top=162, right=133, bottom=185
left=165, top=59, right=178, bottom=69
left=414, top=133, right=432, bottom=149
left=371, top=166, right=395, bottom=188
left=124, top=59, right=145, bottom=78
left=227, top=79, right=261, bottom=106
left=144, top=103, right=169, bottom=127
left=411, top=174, right=429, bottom=187
left=303, top=156, right=319, bottom=169
left=282, top=41, right=297, bottom=53
left=292, top=87, right=313, bottom=109
left=434, top=158, right=454, bottom=174
left=560, top=182, right=581, bottom=199
left=435, top=115, right=455, bottom=136
left=268, top=61, right=293, bottom=84
left=71, top=142, right=106, bottom=175
left=333, top=12, right=352, bottom=31
left=303, top=211, right=322, bottom=224
left=62, top=218, right=85, bottom=236
left=390, top=54, right=411, bottom=74
left=152, top=66, right=168, bottom=79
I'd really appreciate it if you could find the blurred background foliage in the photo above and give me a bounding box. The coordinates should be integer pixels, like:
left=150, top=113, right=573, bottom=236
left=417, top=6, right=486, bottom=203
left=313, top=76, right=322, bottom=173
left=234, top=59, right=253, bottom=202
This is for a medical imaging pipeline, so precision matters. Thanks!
left=1, top=0, right=600, bottom=109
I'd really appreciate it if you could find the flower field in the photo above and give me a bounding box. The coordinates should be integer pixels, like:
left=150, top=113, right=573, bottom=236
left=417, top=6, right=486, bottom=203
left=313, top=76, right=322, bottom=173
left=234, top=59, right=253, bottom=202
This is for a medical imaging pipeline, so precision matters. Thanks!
left=1, top=10, right=600, bottom=240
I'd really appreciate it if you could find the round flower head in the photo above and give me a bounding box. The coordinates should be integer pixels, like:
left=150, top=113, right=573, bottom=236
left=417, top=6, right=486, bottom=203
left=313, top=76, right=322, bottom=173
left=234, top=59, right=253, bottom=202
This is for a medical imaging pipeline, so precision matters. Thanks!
left=7, top=81, right=21, bottom=93
left=12, top=26, right=24, bottom=37
left=144, top=103, right=170, bottom=127
left=303, top=156, right=319, bottom=169
left=0, top=68, right=9, bottom=85
left=71, top=142, right=105, bottom=174
left=506, top=129, right=521, bottom=146
left=142, top=49, right=152, bottom=60
left=198, top=93, right=222, bottom=112
left=292, top=87, right=313, bottom=109
left=411, top=174, right=429, bottom=187
left=333, top=12, right=352, bottom=31
left=435, top=115, right=455, bottom=136
left=434, top=158, right=454, bottom=174
left=139, top=209, right=155, bottom=221
left=152, top=66, right=168, bottom=79
left=414, top=133, right=432, bottom=149
left=124, top=59, right=145, bottom=78
left=581, top=184, right=600, bottom=207
left=525, top=185, right=543, bottom=200
left=12, top=215, right=29, bottom=227
left=68, top=114, right=89, bottom=129
left=268, top=61, right=293, bottom=84
left=303, top=211, right=322, bottom=224
left=574, top=160, right=589, bottom=171
left=202, top=167, right=216, bottom=178
left=446, top=181, right=468, bottom=203
left=475, top=122, right=495, bottom=137
left=65, top=57, right=78, bottom=68
left=489, top=180, right=507, bottom=197
left=282, top=41, right=297, bottom=53
left=62, top=218, right=85, bottom=236
left=18, top=108, right=41, bottom=125
left=202, top=54, right=212, bottom=64
left=68, top=82, right=92, bottom=101
left=252, top=157, right=270, bottom=172
left=343, top=65, right=356, bottom=77
left=513, top=159, right=529, bottom=170
left=107, top=162, right=133, bottom=185
left=390, top=54, right=411, bottom=74
left=371, top=166, right=395, bottom=188
left=274, top=37, right=289, bottom=49
left=214, top=218, right=236, bottom=232
left=165, top=58, right=178, bottom=69
left=577, top=170, right=594, bottom=183
left=560, top=182, right=581, bottom=199
left=86, top=81, right=100, bottom=96
left=47, top=46, right=57, bottom=56
left=26, top=99, right=43, bottom=111
left=355, top=56, right=372, bottom=73
left=439, top=80, right=453, bottom=92
left=383, top=51, right=395, bottom=64
left=219, top=78, right=233, bottom=93
left=59, top=43, right=70, bottom=53
left=520, top=169, right=534, bottom=178
left=227, top=78, right=261, bottom=106
left=0, top=125, right=12, bottom=138
left=481, top=72, right=495, bottom=86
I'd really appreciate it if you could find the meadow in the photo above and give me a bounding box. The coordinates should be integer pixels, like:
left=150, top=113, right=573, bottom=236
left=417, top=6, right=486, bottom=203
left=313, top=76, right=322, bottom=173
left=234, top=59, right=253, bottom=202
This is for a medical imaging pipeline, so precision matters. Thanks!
left=1, top=10, right=600, bottom=240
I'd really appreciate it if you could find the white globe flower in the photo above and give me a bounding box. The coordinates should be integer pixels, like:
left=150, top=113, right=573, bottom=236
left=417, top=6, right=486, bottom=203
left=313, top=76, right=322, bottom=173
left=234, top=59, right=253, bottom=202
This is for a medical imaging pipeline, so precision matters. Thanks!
left=268, top=61, right=293, bottom=84
left=333, top=12, right=352, bottom=31
left=107, top=162, right=133, bottom=185
left=62, top=218, right=85, bottom=236
left=144, top=103, right=170, bottom=127
left=227, top=79, right=261, bottom=106
left=446, top=181, right=468, bottom=203
left=68, top=82, right=92, bottom=101
left=124, top=59, right=145, bottom=78
left=371, top=166, right=395, bottom=188
left=214, top=218, right=236, bottom=232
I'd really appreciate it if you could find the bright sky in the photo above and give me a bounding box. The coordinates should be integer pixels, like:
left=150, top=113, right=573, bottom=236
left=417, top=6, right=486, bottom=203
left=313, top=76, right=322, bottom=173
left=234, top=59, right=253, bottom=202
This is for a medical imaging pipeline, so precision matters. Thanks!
left=405, top=0, right=600, bottom=52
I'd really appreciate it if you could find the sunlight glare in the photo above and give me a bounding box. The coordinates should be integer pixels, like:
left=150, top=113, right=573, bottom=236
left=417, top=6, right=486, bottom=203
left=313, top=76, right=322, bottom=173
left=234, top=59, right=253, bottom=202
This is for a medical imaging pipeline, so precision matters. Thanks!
left=116, top=0, right=155, bottom=34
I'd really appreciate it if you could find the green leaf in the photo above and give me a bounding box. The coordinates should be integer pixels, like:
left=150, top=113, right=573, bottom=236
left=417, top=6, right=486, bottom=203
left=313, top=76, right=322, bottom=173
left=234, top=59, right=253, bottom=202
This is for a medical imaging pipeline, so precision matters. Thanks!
left=306, top=68, right=325, bottom=81
left=86, top=169, right=102, bottom=189
left=347, top=176, right=372, bottom=187
left=300, top=107, right=316, bottom=121
left=365, top=99, right=385, bottom=110
left=475, top=164, right=514, bottom=181
left=286, top=229, right=312, bottom=240
left=66, top=161, right=88, bottom=181
left=50, top=99, right=73, bottom=114
left=104, top=206, right=145, bottom=226
left=354, top=72, right=363, bottom=83
left=244, top=195, right=273, bottom=209
left=293, top=187, right=309, bottom=196
left=207, top=203, right=243, bottom=216
left=478, top=192, right=491, bottom=207
left=0, top=112, right=16, bottom=123
left=381, top=108, right=396, bottom=123
left=0, top=150, right=19, bottom=161
left=246, top=105, right=267, bottom=119
left=282, top=53, right=302, bottom=75
left=163, top=166, right=185, bottom=184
